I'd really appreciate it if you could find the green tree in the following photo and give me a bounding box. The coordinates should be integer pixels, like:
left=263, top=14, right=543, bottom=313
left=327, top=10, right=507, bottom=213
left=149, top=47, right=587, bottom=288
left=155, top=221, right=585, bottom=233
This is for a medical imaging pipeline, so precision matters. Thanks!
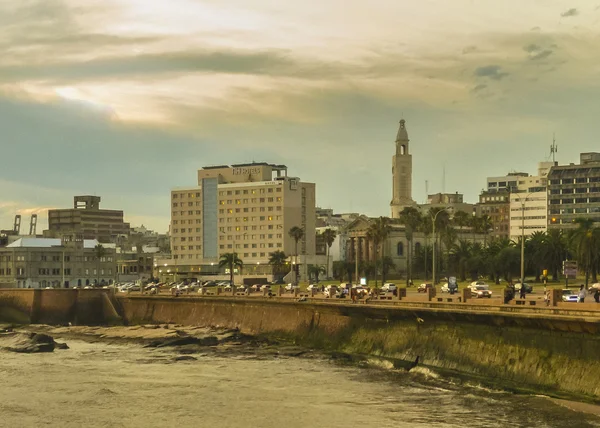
left=380, top=256, right=396, bottom=283
left=321, top=228, right=337, bottom=279
left=308, top=265, right=326, bottom=283
left=399, top=207, right=422, bottom=285
left=526, top=231, right=547, bottom=281
left=367, top=216, right=392, bottom=287
left=544, top=229, right=569, bottom=281
left=94, top=244, right=106, bottom=286
left=569, top=218, right=600, bottom=286
left=219, top=253, right=244, bottom=285
left=450, top=240, right=472, bottom=281
left=268, top=250, right=288, bottom=279
left=288, top=226, right=304, bottom=285
left=452, top=211, right=471, bottom=229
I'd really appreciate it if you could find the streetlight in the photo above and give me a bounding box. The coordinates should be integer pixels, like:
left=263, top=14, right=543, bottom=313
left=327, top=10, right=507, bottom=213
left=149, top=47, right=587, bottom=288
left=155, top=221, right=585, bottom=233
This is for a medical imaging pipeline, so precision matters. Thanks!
left=516, top=192, right=535, bottom=285
left=431, top=207, right=451, bottom=285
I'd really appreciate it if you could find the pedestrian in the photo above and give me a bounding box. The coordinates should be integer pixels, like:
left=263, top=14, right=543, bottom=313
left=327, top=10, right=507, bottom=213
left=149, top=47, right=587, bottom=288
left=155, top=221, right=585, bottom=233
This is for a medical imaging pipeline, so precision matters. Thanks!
left=578, top=284, right=586, bottom=303
left=519, top=284, right=526, bottom=299
left=594, top=288, right=600, bottom=303
left=503, top=284, right=513, bottom=304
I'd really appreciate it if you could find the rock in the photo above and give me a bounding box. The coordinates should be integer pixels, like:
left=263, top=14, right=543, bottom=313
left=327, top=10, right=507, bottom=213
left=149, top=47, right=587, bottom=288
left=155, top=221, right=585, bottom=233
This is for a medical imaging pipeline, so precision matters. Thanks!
left=55, top=342, right=69, bottom=350
left=174, top=356, right=198, bottom=362
left=145, top=335, right=220, bottom=348
left=0, top=332, right=56, bottom=353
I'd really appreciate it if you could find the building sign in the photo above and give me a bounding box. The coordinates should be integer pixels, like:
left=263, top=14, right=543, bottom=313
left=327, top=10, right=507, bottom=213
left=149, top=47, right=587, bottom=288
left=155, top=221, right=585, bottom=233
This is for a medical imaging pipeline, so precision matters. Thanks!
left=563, top=260, right=577, bottom=279
left=232, top=167, right=262, bottom=176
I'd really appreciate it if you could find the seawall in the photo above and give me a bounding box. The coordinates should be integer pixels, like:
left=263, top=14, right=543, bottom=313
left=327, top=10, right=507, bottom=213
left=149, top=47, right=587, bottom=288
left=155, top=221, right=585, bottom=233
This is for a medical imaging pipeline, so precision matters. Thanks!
left=3, top=289, right=600, bottom=401
left=117, top=295, right=600, bottom=401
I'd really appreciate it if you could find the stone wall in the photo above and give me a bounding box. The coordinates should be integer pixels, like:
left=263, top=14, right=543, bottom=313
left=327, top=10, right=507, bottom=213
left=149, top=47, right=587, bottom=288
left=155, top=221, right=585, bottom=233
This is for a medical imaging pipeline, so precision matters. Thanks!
left=117, top=296, right=600, bottom=401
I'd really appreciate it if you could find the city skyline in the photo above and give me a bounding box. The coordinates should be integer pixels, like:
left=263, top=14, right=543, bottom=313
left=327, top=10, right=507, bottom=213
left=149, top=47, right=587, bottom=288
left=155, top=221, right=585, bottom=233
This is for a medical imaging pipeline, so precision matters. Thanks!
left=2, top=1, right=600, bottom=233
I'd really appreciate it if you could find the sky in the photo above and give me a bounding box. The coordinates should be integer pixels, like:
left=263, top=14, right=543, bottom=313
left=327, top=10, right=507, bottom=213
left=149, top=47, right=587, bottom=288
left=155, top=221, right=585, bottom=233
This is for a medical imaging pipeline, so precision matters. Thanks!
left=1, top=0, right=600, bottom=233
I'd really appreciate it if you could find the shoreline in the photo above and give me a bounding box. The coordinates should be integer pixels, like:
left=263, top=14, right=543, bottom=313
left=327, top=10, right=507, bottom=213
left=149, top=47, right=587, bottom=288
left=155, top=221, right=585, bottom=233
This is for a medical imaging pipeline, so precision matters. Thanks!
left=5, top=323, right=600, bottom=420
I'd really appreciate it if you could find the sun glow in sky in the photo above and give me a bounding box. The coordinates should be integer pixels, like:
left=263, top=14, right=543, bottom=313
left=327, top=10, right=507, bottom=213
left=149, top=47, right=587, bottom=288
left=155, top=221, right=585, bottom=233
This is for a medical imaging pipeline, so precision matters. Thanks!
left=1, top=0, right=600, bottom=232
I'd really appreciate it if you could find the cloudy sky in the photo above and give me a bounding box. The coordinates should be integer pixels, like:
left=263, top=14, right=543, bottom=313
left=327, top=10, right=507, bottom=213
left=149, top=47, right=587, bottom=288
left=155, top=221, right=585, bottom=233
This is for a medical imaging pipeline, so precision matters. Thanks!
left=1, top=0, right=599, bottom=233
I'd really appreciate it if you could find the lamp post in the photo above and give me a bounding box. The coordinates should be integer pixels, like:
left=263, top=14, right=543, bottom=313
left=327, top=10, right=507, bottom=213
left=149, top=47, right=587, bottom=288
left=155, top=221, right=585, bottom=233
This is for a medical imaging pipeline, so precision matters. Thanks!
left=431, top=207, right=451, bottom=285
left=517, top=192, right=534, bottom=285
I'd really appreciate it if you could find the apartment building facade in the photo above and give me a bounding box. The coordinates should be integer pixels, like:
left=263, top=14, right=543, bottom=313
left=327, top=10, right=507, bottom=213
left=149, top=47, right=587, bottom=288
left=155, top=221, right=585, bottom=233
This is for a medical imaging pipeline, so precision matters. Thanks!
left=547, top=153, right=600, bottom=229
left=166, top=163, right=316, bottom=279
left=508, top=162, right=554, bottom=240
left=44, top=196, right=130, bottom=243
left=477, top=190, right=510, bottom=239
left=0, top=234, right=116, bottom=289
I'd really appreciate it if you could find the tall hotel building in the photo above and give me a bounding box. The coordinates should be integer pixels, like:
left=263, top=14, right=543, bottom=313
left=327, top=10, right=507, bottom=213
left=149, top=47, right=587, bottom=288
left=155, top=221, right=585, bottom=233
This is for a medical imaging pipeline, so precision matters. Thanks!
left=167, top=163, right=316, bottom=278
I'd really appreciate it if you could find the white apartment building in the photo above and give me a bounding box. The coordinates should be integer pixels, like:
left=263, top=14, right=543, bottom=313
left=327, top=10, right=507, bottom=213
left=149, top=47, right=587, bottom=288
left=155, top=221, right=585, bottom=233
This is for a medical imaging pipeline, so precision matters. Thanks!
left=164, top=163, right=316, bottom=281
left=509, top=162, right=554, bottom=241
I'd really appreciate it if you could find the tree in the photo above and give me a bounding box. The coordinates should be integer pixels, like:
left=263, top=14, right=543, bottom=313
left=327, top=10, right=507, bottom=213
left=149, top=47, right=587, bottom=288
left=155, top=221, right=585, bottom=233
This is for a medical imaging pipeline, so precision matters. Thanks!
left=288, top=226, right=304, bottom=285
left=450, top=240, right=472, bottom=281
left=308, top=265, right=326, bottom=283
left=399, top=207, right=422, bottom=286
left=475, top=214, right=493, bottom=244
left=367, top=216, right=392, bottom=287
left=569, top=218, right=600, bottom=286
left=268, top=250, right=288, bottom=279
left=441, top=226, right=458, bottom=276
left=543, top=229, right=568, bottom=281
left=219, top=253, right=244, bottom=285
left=452, top=211, right=471, bottom=229
left=94, top=244, right=106, bottom=286
left=380, top=256, right=396, bottom=283
left=321, top=228, right=337, bottom=279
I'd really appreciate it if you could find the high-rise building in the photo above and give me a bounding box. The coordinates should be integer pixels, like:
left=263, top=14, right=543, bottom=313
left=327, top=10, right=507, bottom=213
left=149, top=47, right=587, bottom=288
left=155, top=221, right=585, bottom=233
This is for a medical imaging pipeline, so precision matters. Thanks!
left=508, top=162, right=554, bottom=240
left=391, top=119, right=415, bottom=218
left=548, top=153, right=600, bottom=229
left=44, top=196, right=130, bottom=243
left=166, top=162, right=316, bottom=279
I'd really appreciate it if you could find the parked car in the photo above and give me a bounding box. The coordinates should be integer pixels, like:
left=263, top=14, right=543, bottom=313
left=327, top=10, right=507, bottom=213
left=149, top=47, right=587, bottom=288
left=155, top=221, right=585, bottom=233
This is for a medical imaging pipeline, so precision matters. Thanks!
left=203, top=281, right=218, bottom=287
left=470, top=280, right=487, bottom=287
left=381, top=283, right=397, bottom=292
left=260, top=284, right=271, bottom=291
left=561, top=289, right=578, bottom=302
left=307, top=284, right=320, bottom=292
left=469, top=284, right=492, bottom=298
left=285, top=284, right=300, bottom=292
left=440, top=283, right=450, bottom=293
left=514, top=283, right=533, bottom=294
left=417, top=283, right=433, bottom=293
left=352, top=286, right=368, bottom=297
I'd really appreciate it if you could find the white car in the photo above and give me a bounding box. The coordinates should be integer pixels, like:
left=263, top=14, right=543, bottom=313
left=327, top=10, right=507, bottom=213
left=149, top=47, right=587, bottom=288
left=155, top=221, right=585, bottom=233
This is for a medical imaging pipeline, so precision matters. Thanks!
left=469, top=285, right=492, bottom=298
left=307, top=284, right=320, bottom=291
left=381, top=283, right=397, bottom=292
left=561, top=289, right=578, bottom=302
left=440, top=283, right=450, bottom=293
left=470, top=280, right=487, bottom=287
left=285, top=284, right=300, bottom=291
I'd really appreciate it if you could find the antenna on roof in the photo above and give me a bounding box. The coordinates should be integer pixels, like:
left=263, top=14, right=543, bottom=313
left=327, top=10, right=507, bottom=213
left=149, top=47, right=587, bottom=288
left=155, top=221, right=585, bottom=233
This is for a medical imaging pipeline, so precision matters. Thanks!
left=550, top=133, right=558, bottom=163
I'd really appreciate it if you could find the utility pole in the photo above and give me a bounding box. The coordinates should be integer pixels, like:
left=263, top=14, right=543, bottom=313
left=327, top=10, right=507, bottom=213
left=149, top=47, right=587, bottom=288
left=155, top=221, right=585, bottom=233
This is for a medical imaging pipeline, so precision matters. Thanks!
left=431, top=207, right=451, bottom=285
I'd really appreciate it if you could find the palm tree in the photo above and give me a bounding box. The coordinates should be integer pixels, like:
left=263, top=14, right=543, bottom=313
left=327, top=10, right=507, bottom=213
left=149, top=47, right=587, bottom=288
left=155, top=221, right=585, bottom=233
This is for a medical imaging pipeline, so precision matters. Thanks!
left=308, top=265, right=326, bottom=283
left=288, top=226, right=304, bottom=285
left=321, top=228, right=337, bottom=279
left=526, top=231, right=547, bottom=281
left=569, top=218, right=600, bottom=286
left=219, top=253, right=244, bottom=285
left=450, top=239, right=472, bottom=281
left=452, top=211, right=471, bottom=229
left=94, top=244, right=106, bottom=286
left=543, top=229, right=568, bottom=281
left=268, top=250, right=287, bottom=280
left=441, top=226, right=458, bottom=277
left=367, top=216, right=392, bottom=287
left=399, top=207, right=422, bottom=286
left=476, top=214, right=494, bottom=244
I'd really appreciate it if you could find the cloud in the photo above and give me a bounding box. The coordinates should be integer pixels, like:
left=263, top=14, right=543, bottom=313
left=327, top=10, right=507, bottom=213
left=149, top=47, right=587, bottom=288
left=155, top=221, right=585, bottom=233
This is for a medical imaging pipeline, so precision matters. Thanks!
left=474, top=65, right=509, bottom=80
left=530, top=50, right=553, bottom=61
left=560, top=8, right=578, bottom=17
left=471, top=84, right=488, bottom=93
left=462, top=45, right=478, bottom=54
left=523, top=44, right=542, bottom=53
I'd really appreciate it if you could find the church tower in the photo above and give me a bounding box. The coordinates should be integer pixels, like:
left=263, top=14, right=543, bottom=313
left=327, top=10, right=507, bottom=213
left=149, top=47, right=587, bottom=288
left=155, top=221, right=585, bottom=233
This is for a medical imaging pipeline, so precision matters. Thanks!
left=390, top=119, right=415, bottom=218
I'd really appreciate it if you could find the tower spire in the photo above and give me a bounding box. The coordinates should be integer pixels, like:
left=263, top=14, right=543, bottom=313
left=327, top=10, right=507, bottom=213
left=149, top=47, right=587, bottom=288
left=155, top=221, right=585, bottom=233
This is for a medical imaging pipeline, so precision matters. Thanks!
left=395, top=119, right=409, bottom=142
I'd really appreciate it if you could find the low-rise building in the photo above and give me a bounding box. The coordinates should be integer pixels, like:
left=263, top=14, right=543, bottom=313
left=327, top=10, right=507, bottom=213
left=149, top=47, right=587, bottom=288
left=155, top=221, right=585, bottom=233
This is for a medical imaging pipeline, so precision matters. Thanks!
left=0, top=234, right=116, bottom=289
left=44, top=196, right=130, bottom=243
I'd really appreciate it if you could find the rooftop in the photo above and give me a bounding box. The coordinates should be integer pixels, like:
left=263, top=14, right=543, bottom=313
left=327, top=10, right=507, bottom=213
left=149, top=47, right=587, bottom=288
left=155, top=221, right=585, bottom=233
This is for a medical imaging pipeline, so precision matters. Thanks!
left=6, top=238, right=102, bottom=249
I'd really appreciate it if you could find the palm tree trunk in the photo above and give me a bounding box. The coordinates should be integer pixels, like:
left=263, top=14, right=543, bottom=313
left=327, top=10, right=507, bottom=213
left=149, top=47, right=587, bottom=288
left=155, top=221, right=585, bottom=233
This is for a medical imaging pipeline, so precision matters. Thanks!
left=294, top=240, right=299, bottom=285
left=326, top=246, right=330, bottom=279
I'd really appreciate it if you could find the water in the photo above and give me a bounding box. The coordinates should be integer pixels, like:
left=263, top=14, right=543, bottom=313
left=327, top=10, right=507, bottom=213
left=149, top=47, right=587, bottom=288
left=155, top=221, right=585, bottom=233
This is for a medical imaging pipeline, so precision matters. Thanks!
left=1, top=339, right=599, bottom=428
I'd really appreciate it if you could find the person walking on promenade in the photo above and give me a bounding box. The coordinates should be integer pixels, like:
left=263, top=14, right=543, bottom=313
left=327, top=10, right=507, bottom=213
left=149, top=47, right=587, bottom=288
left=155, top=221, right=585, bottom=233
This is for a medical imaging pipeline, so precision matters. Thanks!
left=578, top=284, right=586, bottom=303
left=519, top=283, right=526, bottom=299
left=594, top=288, right=600, bottom=303
left=503, top=283, right=513, bottom=304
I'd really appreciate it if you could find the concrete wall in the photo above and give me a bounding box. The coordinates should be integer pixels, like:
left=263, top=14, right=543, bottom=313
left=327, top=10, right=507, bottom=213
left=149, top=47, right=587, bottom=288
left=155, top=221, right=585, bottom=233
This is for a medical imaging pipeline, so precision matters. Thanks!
left=117, top=296, right=600, bottom=401
left=0, top=289, right=116, bottom=325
